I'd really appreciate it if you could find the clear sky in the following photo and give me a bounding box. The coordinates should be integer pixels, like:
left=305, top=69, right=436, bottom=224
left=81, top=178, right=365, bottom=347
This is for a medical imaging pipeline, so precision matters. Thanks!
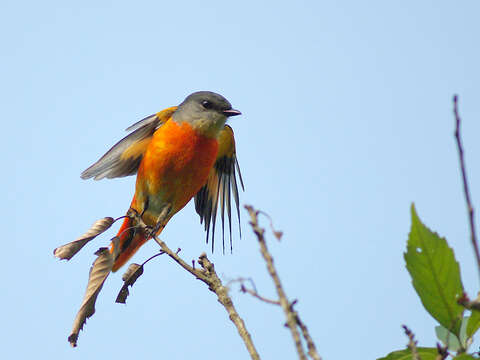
left=3, top=1, right=480, bottom=359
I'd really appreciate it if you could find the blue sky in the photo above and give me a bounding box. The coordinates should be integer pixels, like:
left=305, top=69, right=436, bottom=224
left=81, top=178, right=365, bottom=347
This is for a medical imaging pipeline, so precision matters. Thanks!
left=3, top=1, right=480, bottom=359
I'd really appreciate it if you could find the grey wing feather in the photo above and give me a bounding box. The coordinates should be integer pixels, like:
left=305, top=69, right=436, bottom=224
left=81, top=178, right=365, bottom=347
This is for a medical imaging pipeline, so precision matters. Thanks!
left=124, top=114, right=158, bottom=132
left=80, top=114, right=160, bottom=180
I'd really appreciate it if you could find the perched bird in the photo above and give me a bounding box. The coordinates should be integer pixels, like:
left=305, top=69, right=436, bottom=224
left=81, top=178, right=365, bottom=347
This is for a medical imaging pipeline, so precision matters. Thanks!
left=81, top=91, right=244, bottom=271
left=56, top=91, right=244, bottom=347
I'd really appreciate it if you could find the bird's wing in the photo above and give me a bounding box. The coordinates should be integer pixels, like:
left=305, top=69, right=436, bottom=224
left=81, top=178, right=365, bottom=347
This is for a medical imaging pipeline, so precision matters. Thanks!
left=194, top=125, right=244, bottom=253
left=81, top=107, right=177, bottom=180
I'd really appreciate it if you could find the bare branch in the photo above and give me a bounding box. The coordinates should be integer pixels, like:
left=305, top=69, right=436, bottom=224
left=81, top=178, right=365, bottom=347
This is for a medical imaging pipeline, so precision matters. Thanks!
left=453, top=95, right=480, bottom=278
left=245, top=205, right=322, bottom=360
left=126, top=210, right=261, bottom=360
left=196, top=253, right=260, bottom=360
left=295, top=311, right=321, bottom=360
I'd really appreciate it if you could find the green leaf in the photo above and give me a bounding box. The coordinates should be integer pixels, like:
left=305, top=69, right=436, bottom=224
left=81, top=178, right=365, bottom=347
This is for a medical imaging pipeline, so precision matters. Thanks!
left=404, top=204, right=464, bottom=337
left=460, top=316, right=473, bottom=349
left=435, top=325, right=462, bottom=351
left=436, top=325, right=462, bottom=351
left=467, top=309, right=480, bottom=339
left=377, top=347, right=438, bottom=360
left=436, top=317, right=471, bottom=351
left=452, top=355, right=477, bottom=360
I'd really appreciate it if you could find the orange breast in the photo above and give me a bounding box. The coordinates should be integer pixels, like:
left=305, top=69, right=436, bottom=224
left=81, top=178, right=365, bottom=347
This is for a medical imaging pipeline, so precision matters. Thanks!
left=134, top=119, right=219, bottom=225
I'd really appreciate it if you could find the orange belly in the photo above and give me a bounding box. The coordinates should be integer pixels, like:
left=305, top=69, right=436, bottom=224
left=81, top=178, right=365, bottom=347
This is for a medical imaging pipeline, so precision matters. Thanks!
left=133, top=119, right=219, bottom=226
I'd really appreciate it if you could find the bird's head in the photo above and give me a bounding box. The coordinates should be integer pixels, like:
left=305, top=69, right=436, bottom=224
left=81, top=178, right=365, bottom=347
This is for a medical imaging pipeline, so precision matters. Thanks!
left=173, top=91, right=241, bottom=137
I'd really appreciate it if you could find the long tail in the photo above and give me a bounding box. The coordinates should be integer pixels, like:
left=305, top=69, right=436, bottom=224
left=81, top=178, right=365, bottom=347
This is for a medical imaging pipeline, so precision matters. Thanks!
left=110, top=214, right=148, bottom=272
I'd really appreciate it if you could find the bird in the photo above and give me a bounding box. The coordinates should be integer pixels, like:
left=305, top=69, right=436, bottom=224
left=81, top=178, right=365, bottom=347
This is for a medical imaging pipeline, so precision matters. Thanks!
left=80, top=91, right=244, bottom=272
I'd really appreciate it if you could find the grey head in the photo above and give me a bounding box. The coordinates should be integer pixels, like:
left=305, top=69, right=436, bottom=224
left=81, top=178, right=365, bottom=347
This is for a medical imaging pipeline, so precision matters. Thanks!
left=173, top=91, right=241, bottom=137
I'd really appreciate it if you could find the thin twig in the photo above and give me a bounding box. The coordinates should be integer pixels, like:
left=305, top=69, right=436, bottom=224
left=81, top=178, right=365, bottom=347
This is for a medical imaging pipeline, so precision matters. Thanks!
left=402, top=325, right=420, bottom=360
left=242, top=286, right=281, bottom=305
left=246, top=205, right=322, bottom=360
left=140, top=251, right=164, bottom=267
left=454, top=95, right=480, bottom=278
left=228, top=278, right=281, bottom=305
left=258, top=211, right=283, bottom=240
left=129, top=210, right=260, bottom=360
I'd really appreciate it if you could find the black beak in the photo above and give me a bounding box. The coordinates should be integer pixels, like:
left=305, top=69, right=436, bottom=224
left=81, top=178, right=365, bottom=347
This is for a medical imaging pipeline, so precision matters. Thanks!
left=223, top=108, right=242, bottom=117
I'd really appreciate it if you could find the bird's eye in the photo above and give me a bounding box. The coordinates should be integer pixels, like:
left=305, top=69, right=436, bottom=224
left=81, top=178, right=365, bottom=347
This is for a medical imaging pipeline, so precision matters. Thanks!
left=201, top=100, right=213, bottom=109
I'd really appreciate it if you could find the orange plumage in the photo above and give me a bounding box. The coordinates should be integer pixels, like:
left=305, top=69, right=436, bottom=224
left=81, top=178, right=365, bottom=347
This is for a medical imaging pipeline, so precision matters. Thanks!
left=79, top=91, right=243, bottom=271
left=112, top=120, right=219, bottom=271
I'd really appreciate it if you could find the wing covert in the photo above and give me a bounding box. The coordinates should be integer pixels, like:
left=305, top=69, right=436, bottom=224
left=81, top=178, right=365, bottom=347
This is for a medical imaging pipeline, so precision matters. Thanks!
left=194, top=125, right=244, bottom=253
left=80, top=107, right=177, bottom=180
